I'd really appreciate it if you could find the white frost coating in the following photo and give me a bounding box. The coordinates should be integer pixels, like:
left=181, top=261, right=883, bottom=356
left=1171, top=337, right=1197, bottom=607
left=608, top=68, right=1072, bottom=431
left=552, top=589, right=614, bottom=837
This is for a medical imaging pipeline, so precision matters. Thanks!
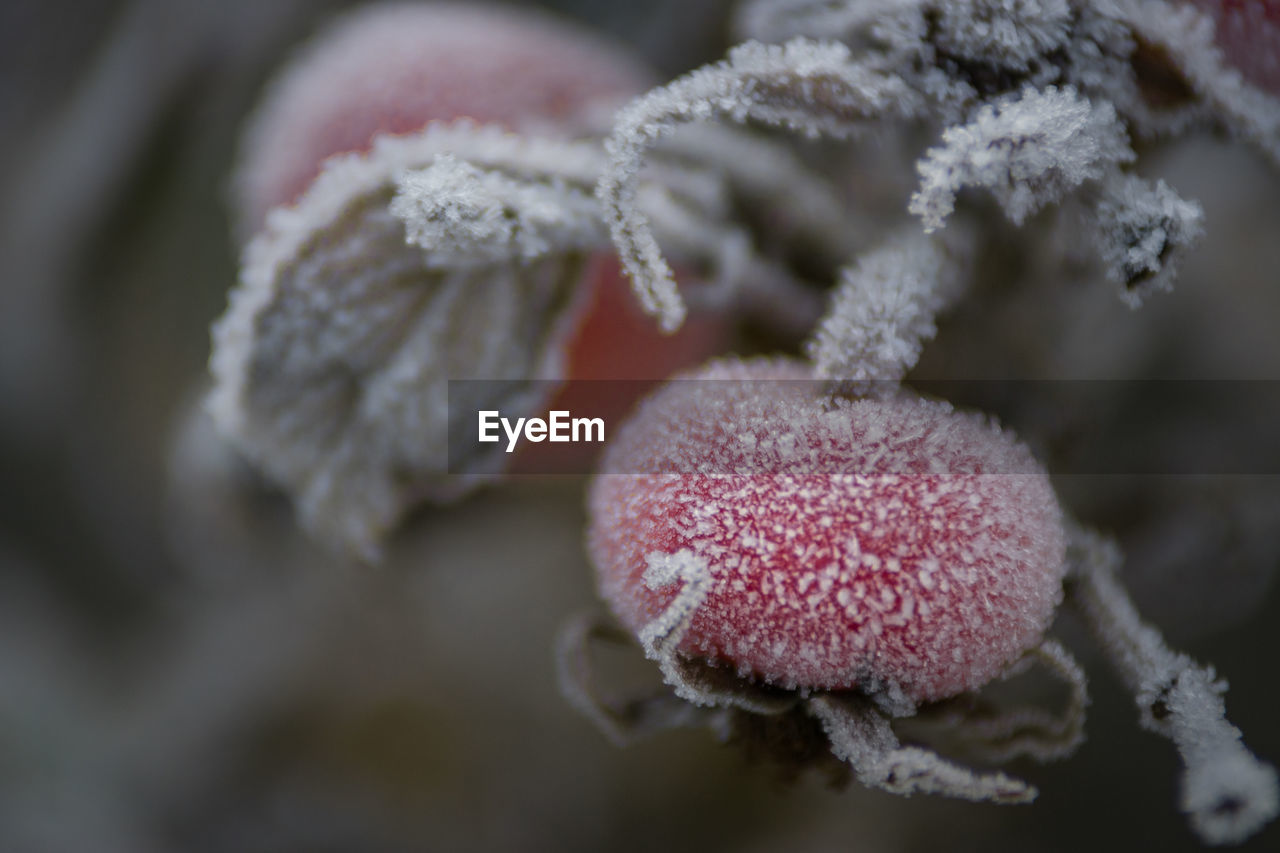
left=1067, top=526, right=1279, bottom=846
left=932, top=0, right=1072, bottom=70
left=806, top=229, right=969, bottom=393
left=809, top=694, right=1036, bottom=803
left=208, top=124, right=612, bottom=559
left=590, top=357, right=1066, bottom=702
left=599, top=38, right=923, bottom=332
left=1091, top=173, right=1204, bottom=308
left=390, top=154, right=603, bottom=266
left=910, top=86, right=1134, bottom=231
left=640, top=549, right=712, bottom=652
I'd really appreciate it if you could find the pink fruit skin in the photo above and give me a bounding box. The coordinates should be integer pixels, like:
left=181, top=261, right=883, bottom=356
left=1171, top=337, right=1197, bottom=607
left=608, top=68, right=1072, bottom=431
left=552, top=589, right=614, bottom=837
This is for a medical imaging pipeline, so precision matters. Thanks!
left=588, top=359, right=1067, bottom=703
left=1190, top=0, right=1280, bottom=94
left=234, top=2, right=656, bottom=233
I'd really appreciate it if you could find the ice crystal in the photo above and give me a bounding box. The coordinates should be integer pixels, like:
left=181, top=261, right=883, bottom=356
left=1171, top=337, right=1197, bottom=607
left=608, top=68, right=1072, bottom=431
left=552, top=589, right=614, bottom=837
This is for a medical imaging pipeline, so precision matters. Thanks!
left=389, top=154, right=603, bottom=266
left=809, top=693, right=1036, bottom=803
left=1090, top=172, right=1204, bottom=306
left=209, top=124, right=613, bottom=559
left=806, top=228, right=969, bottom=392
left=910, top=86, right=1133, bottom=230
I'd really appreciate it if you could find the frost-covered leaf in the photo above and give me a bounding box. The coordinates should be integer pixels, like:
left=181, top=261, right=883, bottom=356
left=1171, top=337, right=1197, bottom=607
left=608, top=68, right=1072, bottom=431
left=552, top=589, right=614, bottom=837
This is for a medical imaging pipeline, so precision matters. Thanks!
left=600, top=37, right=922, bottom=332
left=1091, top=173, right=1203, bottom=307
left=910, top=85, right=1133, bottom=230
left=806, top=229, right=969, bottom=393
left=389, top=154, right=603, bottom=266
left=208, top=124, right=609, bottom=560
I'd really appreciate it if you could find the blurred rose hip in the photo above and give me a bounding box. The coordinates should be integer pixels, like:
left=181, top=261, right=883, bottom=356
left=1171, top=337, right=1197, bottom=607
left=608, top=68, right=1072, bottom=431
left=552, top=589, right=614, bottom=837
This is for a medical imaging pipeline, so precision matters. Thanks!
left=1189, top=0, right=1280, bottom=94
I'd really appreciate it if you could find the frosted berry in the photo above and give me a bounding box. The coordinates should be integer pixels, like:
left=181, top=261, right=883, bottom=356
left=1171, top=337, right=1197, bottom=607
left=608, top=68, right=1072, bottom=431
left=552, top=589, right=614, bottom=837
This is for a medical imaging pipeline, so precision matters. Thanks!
left=588, top=358, right=1068, bottom=703
left=234, top=1, right=655, bottom=233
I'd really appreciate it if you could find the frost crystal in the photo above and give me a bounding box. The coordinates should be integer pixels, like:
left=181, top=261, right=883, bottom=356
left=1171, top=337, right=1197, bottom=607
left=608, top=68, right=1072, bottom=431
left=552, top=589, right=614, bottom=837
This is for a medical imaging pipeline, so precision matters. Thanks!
left=390, top=154, right=603, bottom=266
left=1091, top=173, right=1204, bottom=307
left=810, top=694, right=1036, bottom=803
left=910, top=86, right=1133, bottom=230
left=807, top=229, right=969, bottom=393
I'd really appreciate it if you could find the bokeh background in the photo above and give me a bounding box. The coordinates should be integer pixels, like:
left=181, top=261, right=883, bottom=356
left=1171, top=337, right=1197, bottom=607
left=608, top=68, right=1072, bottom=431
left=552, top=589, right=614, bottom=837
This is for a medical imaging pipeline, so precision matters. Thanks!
left=1, top=1, right=1278, bottom=850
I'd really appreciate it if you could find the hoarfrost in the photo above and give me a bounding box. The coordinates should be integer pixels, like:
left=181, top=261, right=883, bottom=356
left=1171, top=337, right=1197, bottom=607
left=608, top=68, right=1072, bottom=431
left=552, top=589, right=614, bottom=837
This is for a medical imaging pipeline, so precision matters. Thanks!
left=1067, top=526, right=1279, bottom=846
left=208, top=124, right=612, bottom=560
left=1091, top=173, right=1204, bottom=307
left=390, top=154, right=602, bottom=265
left=810, top=693, right=1036, bottom=802
left=910, top=86, right=1133, bottom=231
left=806, top=229, right=970, bottom=393
left=599, top=37, right=922, bottom=332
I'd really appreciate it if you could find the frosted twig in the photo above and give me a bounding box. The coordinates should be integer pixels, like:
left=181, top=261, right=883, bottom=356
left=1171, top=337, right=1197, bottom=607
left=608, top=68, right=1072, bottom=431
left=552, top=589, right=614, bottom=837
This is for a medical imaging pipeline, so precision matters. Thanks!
left=808, top=694, right=1037, bottom=803
left=806, top=227, right=971, bottom=395
left=1066, top=525, right=1279, bottom=845
left=1090, top=172, right=1204, bottom=308
left=554, top=611, right=713, bottom=746
left=599, top=38, right=922, bottom=331
left=910, top=85, right=1134, bottom=231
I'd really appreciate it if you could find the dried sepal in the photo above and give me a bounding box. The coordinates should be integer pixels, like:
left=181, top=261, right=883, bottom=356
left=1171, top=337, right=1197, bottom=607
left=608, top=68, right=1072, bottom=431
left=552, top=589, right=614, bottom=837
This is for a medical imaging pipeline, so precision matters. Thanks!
left=806, top=227, right=971, bottom=394
left=209, top=124, right=605, bottom=560
left=733, top=0, right=929, bottom=44
left=909, top=85, right=1134, bottom=231
left=807, top=693, right=1037, bottom=803
left=1116, top=0, right=1280, bottom=165
left=1090, top=172, right=1204, bottom=307
left=1066, top=524, right=1279, bottom=845
left=599, top=38, right=923, bottom=332
left=554, top=611, right=718, bottom=747
left=903, top=638, right=1088, bottom=765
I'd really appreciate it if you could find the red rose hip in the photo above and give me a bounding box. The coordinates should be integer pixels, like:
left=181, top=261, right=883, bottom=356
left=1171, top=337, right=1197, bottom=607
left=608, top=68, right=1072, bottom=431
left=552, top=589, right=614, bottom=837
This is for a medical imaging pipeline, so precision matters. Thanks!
left=588, top=358, right=1068, bottom=703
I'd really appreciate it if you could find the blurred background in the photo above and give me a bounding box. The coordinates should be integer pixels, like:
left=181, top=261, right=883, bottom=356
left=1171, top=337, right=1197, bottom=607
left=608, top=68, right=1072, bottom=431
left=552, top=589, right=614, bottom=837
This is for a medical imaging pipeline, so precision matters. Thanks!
left=1, top=1, right=1278, bottom=850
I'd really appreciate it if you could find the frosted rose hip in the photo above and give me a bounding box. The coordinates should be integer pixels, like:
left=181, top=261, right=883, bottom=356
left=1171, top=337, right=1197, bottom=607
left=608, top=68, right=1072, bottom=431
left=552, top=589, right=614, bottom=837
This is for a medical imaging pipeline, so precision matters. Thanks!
left=588, top=358, right=1068, bottom=702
